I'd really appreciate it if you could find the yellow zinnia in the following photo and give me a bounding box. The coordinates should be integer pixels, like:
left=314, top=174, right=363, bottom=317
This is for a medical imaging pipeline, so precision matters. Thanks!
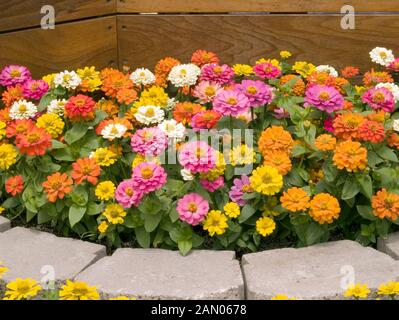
left=203, top=210, right=228, bottom=236
left=4, top=278, right=42, bottom=300
left=0, top=144, right=18, bottom=170
left=0, top=121, right=6, bottom=140
left=223, top=202, right=240, bottom=219
left=135, top=86, right=169, bottom=108
left=95, top=181, right=116, bottom=201
left=0, top=262, right=8, bottom=279
left=292, top=61, right=316, bottom=78
left=250, top=165, right=283, bottom=195
left=76, top=66, right=102, bottom=92
left=344, top=283, right=370, bottom=299
left=280, top=51, right=292, bottom=59
left=103, top=203, right=126, bottom=225
left=232, top=64, right=254, bottom=76
left=36, top=113, right=65, bottom=138
left=97, top=221, right=109, bottom=234
left=256, top=217, right=276, bottom=237
left=59, top=280, right=100, bottom=300
left=91, top=148, right=117, bottom=167
left=200, top=151, right=226, bottom=181
left=229, top=144, right=256, bottom=167
left=378, top=281, right=399, bottom=297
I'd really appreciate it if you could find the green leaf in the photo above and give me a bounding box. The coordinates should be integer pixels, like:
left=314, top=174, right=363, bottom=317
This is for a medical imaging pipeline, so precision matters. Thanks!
left=135, top=227, right=151, bottom=248
left=374, top=145, right=398, bottom=162
left=375, top=219, right=390, bottom=237
left=341, top=177, right=360, bottom=200
left=169, top=206, right=179, bottom=223
left=38, top=211, right=52, bottom=224
left=356, top=174, right=373, bottom=199
left=53, top=148, right=75, bottom=161
left=2, top=197, right=20, bottom=209
left=26, top=210, right=37, bottom=222
left=144, top=213, right=163, bottom=233
left=86, top=203, right=103, bottom=216
left=178, top=239, right=192, bottom=256
left=294, top=223, right=326, bottom=246
left=238, top=205, right=256, bottom=223
left=69, top=205, right=86, bottom=227
left=51, top=139, right=67, bottom=150
left=37, top=93, right=54, bottom=112
left=356, top=205, right=377, bottom=221
left=138, top=195, right=162, bottom=215
left=64, top=123, right=89, bottom=145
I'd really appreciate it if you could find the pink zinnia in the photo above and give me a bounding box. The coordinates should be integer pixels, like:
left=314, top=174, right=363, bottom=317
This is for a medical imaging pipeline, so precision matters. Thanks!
left=304, top=85, right=344, bottom=113
left=132, top=162, right=167, bottom=194
left=0, top=65, right=31, bottom=87
left=131, top=127, right=168, bottom=156
left=23, top=79, right=49, bottom=100
left=200, top=63, right=234, bottom=85
left=229, top=175, right=252, bottom=206
left=237, top=80, right=274, bottom=108
left=213, top=89, right=250, bottom=116
left=178, top=141, right=216, bottom=173
left=362, top=87, right=395, bottom=112
left=273, top=107, right=290, bottom=119
left=193, top=81, right=223, bottom=103
left=176, top=193, right=209, bottom=226
left=387, top=58, right=399, bottom=72
left=200, top=176, right=224, bottom=192
left=115, top=179, right=144, bottom=208
left=253, top=62, right=281, bottom=79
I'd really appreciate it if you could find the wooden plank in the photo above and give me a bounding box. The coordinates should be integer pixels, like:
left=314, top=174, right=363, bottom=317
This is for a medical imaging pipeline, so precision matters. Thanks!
left=0, top=16, right=117, bottom=78
left=117, top=14, right=399, bottom=72
left=118, top=0, right=399, bottom=13
left=0, top=0, right=116, bottom=32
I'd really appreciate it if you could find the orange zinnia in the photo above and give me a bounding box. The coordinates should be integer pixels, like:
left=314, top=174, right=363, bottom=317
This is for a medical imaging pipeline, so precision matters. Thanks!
left=15, top=126, right=52, bottom=156
left=363, top=69, right=393, bottom=88
left=101, top=69, right=133, bottom=98
left=116, top=88, right=137, bottom=105
left=2, top=84, right=24, bottom=108
left=280, top=187, right=310, bottom=212
left=332, top=112, right=364, bottom=140
left=387, top=132, right=399, bottom=150
left=372, top=189, right=399, bottom=221
left=314, top=134, right=336, bottom=151
left=96, top=99, right=119, bottom=118
left=333, top=140, right=367, bottom=172
left=72, top=158, right=101, bottom=185
left=258, top=126, right=294, bottom=155
left=155, top=57, right=181, bottom=87
left=173, top=102, right=204, bottom=125
left=42, top=172, right=73, bottom=202
left=263, top=150, right=292, bottom=176
left=191, top=49, right=220, bottom=67
left=341, top=66, right=359, bottom=79
left=309, top=193, right=341, bottom=224
left=367, top=110, right=386, bottom=123
left=5, top=175, right=24, bottom=196
left=358, top=120, right=385, bottom=144
left=279, top=75, right=305, bottom=96
left=6, top=119, right=35, bottom=138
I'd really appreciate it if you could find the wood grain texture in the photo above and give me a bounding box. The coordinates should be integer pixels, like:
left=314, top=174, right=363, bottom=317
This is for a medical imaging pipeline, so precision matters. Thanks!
left=0, top=0, right=116, bottom=32
left=0, top=17, right=117, bottom=78
left=118, top=0, right=399, bottom=13
left=117, top=14, right=399, bottom=72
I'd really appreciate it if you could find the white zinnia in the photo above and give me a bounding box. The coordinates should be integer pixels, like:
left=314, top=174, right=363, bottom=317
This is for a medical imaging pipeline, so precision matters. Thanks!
left=168, top=64, right=201, bottom=87
left=101, top=123, right=127, bottom=140
left=370, top=47, right=395, bottom=66
left=181, top=169, right=194, bottom=181
left=54, top=70, right=82, bottom=89
left=165, top=98, right=177, bottom=111
left=376, top=82, right=399, bottom=102
left=9, top=99, right=37, bottom=120
left=393, top=119, right=399, bottom=132
left=158, top=119, right=186, bottom=142
left=47, top=99, right=67, bottom=116
left=130, top=68, right=156, bottom=86
left=134, top=106, right=165, bottom=125
left=316, top=65, right=338, bottom=77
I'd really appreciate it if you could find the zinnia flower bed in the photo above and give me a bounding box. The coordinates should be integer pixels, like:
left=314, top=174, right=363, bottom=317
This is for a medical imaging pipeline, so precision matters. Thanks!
left=0, top=47, right=399, bottom=255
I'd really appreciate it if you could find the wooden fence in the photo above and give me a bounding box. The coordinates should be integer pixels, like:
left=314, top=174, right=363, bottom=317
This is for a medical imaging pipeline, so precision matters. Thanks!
left=0, top=0, right=398, bottom=77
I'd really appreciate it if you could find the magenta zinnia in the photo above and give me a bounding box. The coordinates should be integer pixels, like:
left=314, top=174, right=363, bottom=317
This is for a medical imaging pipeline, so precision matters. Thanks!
left=176, top=193, right=209, bottom=226
left=178, top=141, right=217, bottom=173
left=304, top=84, right=344, bottom=113
left=132, top=162, right=167, bottom=194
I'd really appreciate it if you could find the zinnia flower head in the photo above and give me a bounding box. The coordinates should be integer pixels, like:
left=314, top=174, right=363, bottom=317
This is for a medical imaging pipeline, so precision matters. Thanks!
left=256, top=216, right=276, bottom=237
left=333, top=141, right=367, bottom=172
left=229, top=175, right=252, bottom=206
left=304, top=85, right=344, bottom=113
left=42, top=172, right=73, bottom=202
left=5, top=175, right=24, bottom=196
left=388, top=58, right=399, bottom=72
left=232, top=64, right=254, bottom=76
left=178, top=141, right=217, bottom=173
left=262, top=150, right=292, bottom=176
left=292, top=61, right=316, bottom=78
left=72, top=157, right=101, bottom=185
left=237, top=80, right=274, bottom=108
left=65, top=94, right=96, bottom=121
left=309, top=193, right=340, bottom=224
left=130, top=127, right=168, bottom=156
left=134, top=105, right=164, bottom=125
left=168, top=64, right=201, bottom=87
left=193, top=81, right=223, bottom=103
left=1, top=84, right=24, bottom=108
left=341, top=66, right=360, bottom=79
left=95, top=181, right=116, bottom=201
left=0, top=143, right=18, bottom=170
left=372, top=189, right=399, bottom=221
left=191, top=110, right=222, bottom=131
left=363, top=69, right=393, bottom=88
left=200, top=63, right=234, bottom=85
left=9, top=99, right=37, bottom=120
left=15, top=125, right=52, bottom=156
left=315, top=134, right=336, bottom=151
left=203, top=210, right=228, bottom=236
left=258, top=126, right=294, bottom=155
left=229, top=144, right=256, bottom=167
left=132, top=162, right=167, bottom=194
left=101, top=69, right=133, bottom=98
left=344, top=283, right=370, bottom=299
left=136, top=86, right=169, bottom=108
left=59, top=280, right=99, bottom=300
left=250, top=165, right=283, bottom=196
left=4, top=278, right=42, bottom=300
left=54, top=70, right=81, bottom=89
left=47, top=99, right=67, bottom=116
left=6, top=119, right=35, bottom=138
left=0, top=65, right=31, bottom=87
left=369, top=47, right=395, bottom=66
left=191, top=50, right=220, bottom=67
left=115, top=179, right=144, bottom=208
left=176, top=193, right=209, bottom=226
left=173, top=102, right=204, bottom=125
left=280, top=187, right=310, bottom=212
left=253, top=62, right=281, bottom=79
left=377, top=281, right=399, bottom=296
left=376, top=83, right=399, bottom=103
left=154, top=57, right=181, bottom=87
left=223, top=202, right=240, bottom=219
left=76, top=66, right=102, bottom=92
left=213, top=89, right=250, bottom=116
left=158, top=119, right=186, bottom=143
left=36, top=113, right=64, bottom=138
left=279, top=75, right=306, bottom=96
left=90, top=147, right=117, bottom=167
left=332, top=112, right=364, bottom=140
left=129, top=68, right=156, bottom=86
left=200, top=176, right=224, bottom=192
left=362, top=87, right=395, bottom=112
left=358, top=120, right=385, bottom=143
left=22, top=79, right=48, bottom=100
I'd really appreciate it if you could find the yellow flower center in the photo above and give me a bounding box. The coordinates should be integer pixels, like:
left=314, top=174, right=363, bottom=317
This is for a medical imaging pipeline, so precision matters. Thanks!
left=373, top=92, right=385, bottom=103
left=380, top=52, right=387, bottom=59
left=18, top=104, right=27, bottom=113
left=125, top=187, right=133, bottom=196
left=213, top=66, right=222, bottom=74
left=180, top=69, right=187, bottom=76
left=141, top=167, right=154, bottom=179
left=27, top=132, right=40, bottom=143
left=16, top=283, right=31, bottom=294
left=145, top=108, right=155, bottom=117
left=319, top=91, right=330, bottom=101
left=10, top=69, right=21, bottom=78
left=195, top=147, right=204, bottom=159
left=242, top=184, right=251, bottom=192
left=205, top=86, right=216, bottom=96
left=188, top=202, right=197, bottom=213
left=110, top=126, right=119, bottom=135
left=227, top=97, right=237, bottom=105
left=247, top=86, right=258, bottom=94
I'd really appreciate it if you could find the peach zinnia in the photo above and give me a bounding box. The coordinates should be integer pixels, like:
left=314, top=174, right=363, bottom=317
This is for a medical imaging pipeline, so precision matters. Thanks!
left=72, top=157, right=101, bottom=185
left=280, top=187, right=310, bottom=212
left=173, top=102, right=204, bottom=125
left=258, top=126, right=294, bottom=155
left=15, top=126, right=52, bottom=156
left=333, top=141, right=367, bottom=172
left=315, top=134, right=336, bottom=151
left=372, top=189, right=399, bottom=221
left=358, top=120, right=385, bottom=143
left=263, top=150, right=292, bottom=176
left=332, top=112, right=364, bottom=140
left=42, top=172, right=73, bottom=202
left=5, top=175, right=24, bottom=196
left=309, top=193, right=341, bottom=224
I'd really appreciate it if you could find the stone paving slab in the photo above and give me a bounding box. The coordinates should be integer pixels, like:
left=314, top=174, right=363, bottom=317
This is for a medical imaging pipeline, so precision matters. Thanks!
left=76, top=248, right=244, bottom=300
left=0, top=227, right=106, bottom=283
left=378, top=232, right=399, bottom=260
left=242, top=240, right=399, bottom=300
left=0, top=216, right=11, bottom=232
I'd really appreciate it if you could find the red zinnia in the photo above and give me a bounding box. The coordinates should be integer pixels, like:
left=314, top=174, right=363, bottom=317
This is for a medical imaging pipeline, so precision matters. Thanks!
left=358, top=120, right=386, bottom=143
left=191, top=49, right=220, bottom=67
left=15, top=125, right=52, bottom=156
left=5, top=175, right=24, bottom=196
left=65, top=94, right=96, bottom=121
left=190, top=110, right=222, bottom=130
left=72, top=157, right=101, bottom=185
